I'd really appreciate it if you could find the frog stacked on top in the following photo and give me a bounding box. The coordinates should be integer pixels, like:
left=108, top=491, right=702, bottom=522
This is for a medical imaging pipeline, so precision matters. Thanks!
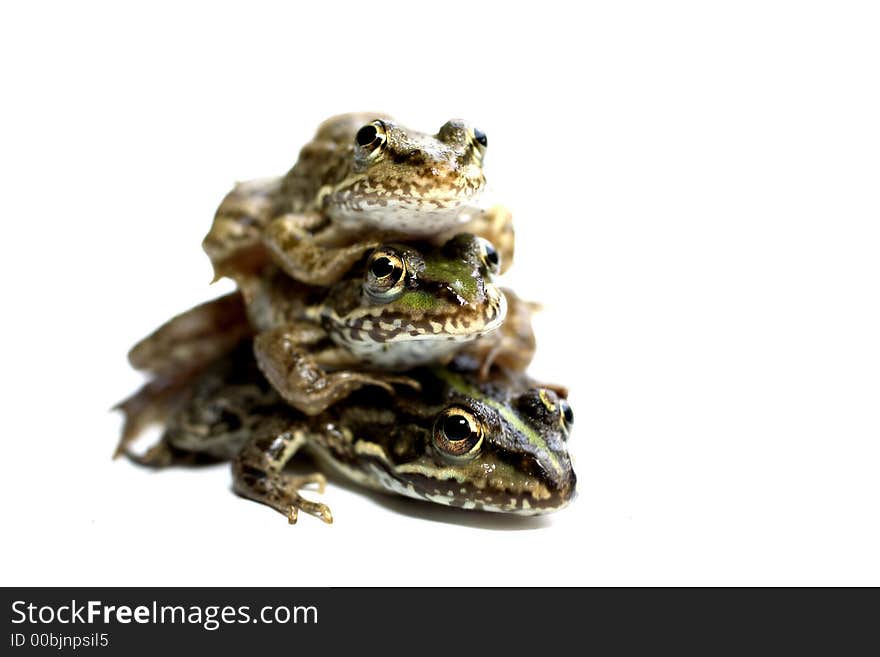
left=117, top=113, right=576, bottom=524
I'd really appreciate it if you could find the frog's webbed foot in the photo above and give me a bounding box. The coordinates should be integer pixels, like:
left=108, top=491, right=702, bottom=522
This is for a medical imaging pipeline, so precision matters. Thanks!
left=254, top=326, right=420, bottom=415
left=232, top=429, right=333, bottom=524
left=264, top=213, right=379, bottom=286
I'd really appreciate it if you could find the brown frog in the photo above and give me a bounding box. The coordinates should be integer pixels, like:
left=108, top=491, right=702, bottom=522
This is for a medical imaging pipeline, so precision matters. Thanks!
left=203, top=113, right=514, bottom=286
left=121, top=343, right=575, bottom=524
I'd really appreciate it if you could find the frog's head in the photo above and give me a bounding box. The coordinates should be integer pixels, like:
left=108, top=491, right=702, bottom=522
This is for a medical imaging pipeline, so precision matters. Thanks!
left=355, top=369, right=577, bottom=515
left=323, top=118, right=488, bottom=234
left=322, top=234, right=506, bottom=368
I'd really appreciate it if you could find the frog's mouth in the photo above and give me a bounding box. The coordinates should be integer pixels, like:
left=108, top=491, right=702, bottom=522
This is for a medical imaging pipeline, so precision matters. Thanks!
left=334, top=286, right=507, bottom=344
left=361, top=452, right=577, bottom=516
left=389, top=469, right=577, bottom=516
left=325, top=186, right=486, bottom=234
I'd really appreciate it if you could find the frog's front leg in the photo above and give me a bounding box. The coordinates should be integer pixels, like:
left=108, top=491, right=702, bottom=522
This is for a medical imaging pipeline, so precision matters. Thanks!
left=253, top=324, right=419, bottom=415
left=232, top=425, right=332, bottom=524
left=264, top=213, right=379, bottom=286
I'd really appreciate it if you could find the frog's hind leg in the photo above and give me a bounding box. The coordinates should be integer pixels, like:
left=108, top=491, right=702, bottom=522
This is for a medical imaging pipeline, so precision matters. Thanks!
left=118, top=293, right=253, bottom=457
left=127, top=292, right=251, bottom=377
left=264, top=213, right=379, bottom=286
left=232, top=424, right=333, bottom=525
left=253, top=324, right=419, bottom=415
left=113, top=372, right=194, bottom=459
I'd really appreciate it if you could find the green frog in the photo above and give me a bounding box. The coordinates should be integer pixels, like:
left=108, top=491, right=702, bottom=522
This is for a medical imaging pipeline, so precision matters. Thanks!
left=203, top=113, right=514, bottom=286
left=122, top=343, right=576, bottom=524
left=118, top=234, right=532, bottom=457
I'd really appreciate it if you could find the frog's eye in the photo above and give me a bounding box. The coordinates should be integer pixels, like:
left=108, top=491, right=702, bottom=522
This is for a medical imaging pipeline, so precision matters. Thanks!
left=475, top=237, right=501, bottom=275
left=434, top=407, right=484, bottom=459
left=559, top=399, right=574, bottom=435
left=355, top=121, right=387, bottom=152
left=472, top=127, right=488, bottom=148
left=364, top=249, right=406, bottom=300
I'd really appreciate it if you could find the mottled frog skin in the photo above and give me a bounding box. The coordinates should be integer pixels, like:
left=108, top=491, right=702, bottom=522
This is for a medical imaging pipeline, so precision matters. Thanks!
left=116, top=280, right=536, bottom=457
left=203, top=113, right=514, bottom=286
left=122, top=235, right=518, bottom=424
left=246, top=233, right=508, bottom=414
left=283, top=114, right=487, bottom=230
left=245, top=234, right=505, bottom=364
left=122, top=344, right=576, bottom=524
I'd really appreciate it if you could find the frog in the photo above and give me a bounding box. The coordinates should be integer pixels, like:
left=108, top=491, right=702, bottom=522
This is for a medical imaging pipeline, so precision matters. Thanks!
left=243, top=233, right=509, bottom=411
left=118, top=233, right=517, bottom=452
left=116, top=286, right=536, bottom=460
left=121, top=342, right=576, bottom=524
left=202, top=112, right=515, bottom=286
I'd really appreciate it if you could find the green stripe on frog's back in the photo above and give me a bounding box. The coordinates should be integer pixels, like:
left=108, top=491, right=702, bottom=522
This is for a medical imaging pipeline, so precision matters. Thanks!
left=422, top=258, right=478, bottom=302
left=397, top=290, right=439, bottom=311
left=431, top=367, right=564, bottom=478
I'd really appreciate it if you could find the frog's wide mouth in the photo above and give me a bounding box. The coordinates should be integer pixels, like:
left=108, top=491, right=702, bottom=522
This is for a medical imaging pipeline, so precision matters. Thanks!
left=393, top=471, right=577, bottom=515
left=330, top=170, right=486, bottom=204
left=336, top=443, right=577, bottom=516
left=333, top=286, right=507, bottom=343
left=325, top=187, right=486, bottom=233
left=387, top=290, right=506, bottom=342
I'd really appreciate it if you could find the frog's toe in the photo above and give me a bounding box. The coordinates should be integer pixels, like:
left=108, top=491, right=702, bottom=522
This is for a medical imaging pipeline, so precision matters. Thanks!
left=357, top=373, right=421, bottom=395
left=283, top=493, right=333, bottom=525
left=236, top=471, right=334, bottom=526
left=232, top=423, right=333, bottom=524
left=337, top=372, right=420, bottom=402
left=383, top=374, right=421, bottom=391
left=291, top=498, right=333, bottom=525
left=283, top=474, right=332, bottom=524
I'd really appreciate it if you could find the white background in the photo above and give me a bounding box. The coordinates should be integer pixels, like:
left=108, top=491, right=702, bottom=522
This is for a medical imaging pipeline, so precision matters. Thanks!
left=1, top=1, right=878, bottom=586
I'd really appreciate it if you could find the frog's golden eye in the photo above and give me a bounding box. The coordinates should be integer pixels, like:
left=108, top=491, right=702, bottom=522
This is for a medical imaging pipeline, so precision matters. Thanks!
left=434, top=407, right=484, bottom=458
left=364, top=249, right=406, bottom=300
left=559, top=399, right=574, bottom=436
left=475, top=237, right=501, bottom=275
left=472, top=127, right=488, bottom=148
left=355, top=121, right=387, bottom=152
left=538, top=387, right=573, bottom=437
